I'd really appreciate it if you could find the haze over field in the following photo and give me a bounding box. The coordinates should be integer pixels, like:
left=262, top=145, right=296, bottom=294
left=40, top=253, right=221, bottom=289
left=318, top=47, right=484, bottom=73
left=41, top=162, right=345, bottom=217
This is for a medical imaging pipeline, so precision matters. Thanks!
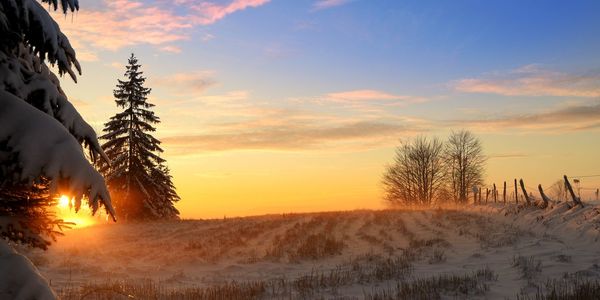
left=25, top=204, right=600, bottom=299
left=50, top=0, right=600, bottom=218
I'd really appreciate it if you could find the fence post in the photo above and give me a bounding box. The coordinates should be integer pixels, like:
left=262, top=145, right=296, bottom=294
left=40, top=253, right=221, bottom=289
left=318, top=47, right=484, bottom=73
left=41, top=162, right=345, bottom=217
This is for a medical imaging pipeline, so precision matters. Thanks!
left=519, top=179, right=531, bottom=205
left=493, top=183, right=497, bottom=203
left=503, top=181, right=507, bottom=204
left=514, top=179, right=518, bottom=204
left=564, top=175, right=583, bottom=207
left=538, top=184, right=550, bottom=208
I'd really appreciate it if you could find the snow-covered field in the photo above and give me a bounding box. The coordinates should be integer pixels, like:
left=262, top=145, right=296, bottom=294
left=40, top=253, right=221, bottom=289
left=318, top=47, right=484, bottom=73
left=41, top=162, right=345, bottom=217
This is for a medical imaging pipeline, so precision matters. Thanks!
left=22, top=202, right=600, bottom=299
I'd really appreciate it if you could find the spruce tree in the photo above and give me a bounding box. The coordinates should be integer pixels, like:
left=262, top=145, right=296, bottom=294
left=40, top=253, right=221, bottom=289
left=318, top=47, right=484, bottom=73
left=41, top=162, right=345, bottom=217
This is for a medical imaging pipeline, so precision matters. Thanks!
left=1, top=0, right=115, bottom=247
left=100, top=54, right=179, bottom=220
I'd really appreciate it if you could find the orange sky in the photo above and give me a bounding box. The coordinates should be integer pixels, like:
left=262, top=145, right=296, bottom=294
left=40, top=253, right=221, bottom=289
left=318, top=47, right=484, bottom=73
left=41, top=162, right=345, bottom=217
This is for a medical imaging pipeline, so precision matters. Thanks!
left=49, top=1, right=600, bottom=219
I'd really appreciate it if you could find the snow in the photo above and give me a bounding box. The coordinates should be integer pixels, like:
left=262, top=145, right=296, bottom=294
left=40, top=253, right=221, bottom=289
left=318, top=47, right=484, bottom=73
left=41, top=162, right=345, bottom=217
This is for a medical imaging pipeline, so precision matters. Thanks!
left=0, top=240, right=56, bottom=300
left=0, top=89, right=114, bottom=217
left=21, top=204, right=600, bottom=298
left=1, top=1, right=115, bottom=298
left=0, top=0, right=114, bottom=218
left=2, top=0, right=81, bottom=80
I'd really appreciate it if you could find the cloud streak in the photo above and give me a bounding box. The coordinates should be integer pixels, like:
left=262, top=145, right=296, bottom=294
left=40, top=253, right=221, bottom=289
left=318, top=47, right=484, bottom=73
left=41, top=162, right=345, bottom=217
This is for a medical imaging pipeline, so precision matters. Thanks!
left=325, top=89, right=426, bottom=104
left=454, top=65, right=600, bottom=98
left=54, top=0, right=270, bottom=55
left=153, top=71, right=217, bottom=94
left=453, top=101, right=600, bottom=132
left=188, top=0, right=271, bottom=25
left=155, top=86, right=433, bottom=155
left=163, top=121, right=416, bottom=154
left=488, top=153, right=530, bottom=160
left=312, top=0, right=352, bottom=11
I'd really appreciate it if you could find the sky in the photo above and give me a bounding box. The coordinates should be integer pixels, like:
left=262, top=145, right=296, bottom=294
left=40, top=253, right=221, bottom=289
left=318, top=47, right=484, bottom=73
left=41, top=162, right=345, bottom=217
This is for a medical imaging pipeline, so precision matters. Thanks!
left=51, top=0, right=600, bottom=218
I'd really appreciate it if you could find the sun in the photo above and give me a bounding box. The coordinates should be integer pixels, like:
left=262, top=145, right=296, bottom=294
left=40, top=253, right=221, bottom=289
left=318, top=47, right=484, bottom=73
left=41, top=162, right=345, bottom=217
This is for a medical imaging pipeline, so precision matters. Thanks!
left=55, top=195, right=99, bottom=228
left=58, top=195, right=70, bottom=208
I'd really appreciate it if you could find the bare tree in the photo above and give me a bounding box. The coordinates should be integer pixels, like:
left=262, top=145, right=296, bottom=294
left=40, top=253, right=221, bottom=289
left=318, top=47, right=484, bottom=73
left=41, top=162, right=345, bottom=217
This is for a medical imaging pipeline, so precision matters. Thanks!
left=383, top=136, right=446, bottom=206
left=444, top=130, right=485, bottom=204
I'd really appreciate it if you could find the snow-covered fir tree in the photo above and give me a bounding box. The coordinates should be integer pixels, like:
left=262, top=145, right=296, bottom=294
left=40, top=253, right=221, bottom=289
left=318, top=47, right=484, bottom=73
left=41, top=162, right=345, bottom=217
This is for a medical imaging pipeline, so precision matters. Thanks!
left=0, top=0, right=115, bottom=298
left=0, top=0, right=115, bottom=244
left=100, top=54, right=180, bottom=220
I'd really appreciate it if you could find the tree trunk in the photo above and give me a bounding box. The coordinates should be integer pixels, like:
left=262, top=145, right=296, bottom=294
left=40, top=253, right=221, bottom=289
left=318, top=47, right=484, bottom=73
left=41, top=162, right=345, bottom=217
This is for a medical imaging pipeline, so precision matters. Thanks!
left=493, top=183, right=497, bottom=203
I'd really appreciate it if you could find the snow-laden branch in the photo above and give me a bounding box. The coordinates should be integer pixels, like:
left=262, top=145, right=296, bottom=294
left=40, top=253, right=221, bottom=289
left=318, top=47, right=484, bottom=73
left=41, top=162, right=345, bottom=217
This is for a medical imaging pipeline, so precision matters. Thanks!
left=0, top=89, right=115, bottom=219
left=1, top=0, right=81, bottom=81
left=2, top=46, right=110, bottom=164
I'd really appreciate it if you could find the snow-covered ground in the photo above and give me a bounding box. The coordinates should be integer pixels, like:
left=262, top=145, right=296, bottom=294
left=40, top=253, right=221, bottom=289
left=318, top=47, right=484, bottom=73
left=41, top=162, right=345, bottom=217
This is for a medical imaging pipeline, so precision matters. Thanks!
left=21, top=202, right=600, bottom=299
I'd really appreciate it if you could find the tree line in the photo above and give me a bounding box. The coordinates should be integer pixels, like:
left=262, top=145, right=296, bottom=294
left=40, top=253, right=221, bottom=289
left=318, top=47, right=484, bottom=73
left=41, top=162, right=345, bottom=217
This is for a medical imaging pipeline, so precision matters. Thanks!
left=382, top=130, right=485, bottom=207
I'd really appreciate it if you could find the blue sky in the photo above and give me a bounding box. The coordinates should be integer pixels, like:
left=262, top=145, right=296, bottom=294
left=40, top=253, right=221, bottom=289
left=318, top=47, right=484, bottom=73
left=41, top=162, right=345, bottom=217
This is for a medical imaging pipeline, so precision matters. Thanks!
left=52, top=0, right=600, bottom=217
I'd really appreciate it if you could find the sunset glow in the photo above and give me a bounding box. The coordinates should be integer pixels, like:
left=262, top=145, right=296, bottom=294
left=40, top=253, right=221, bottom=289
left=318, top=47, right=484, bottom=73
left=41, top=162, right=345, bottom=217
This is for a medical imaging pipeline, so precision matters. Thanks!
left=58, top=195, right=70, bottom=208
left=4, top=2, right=600, bottom=299
left=55, top=195, right=99, bottom=229
left=49, top=1, right=600, bottom=219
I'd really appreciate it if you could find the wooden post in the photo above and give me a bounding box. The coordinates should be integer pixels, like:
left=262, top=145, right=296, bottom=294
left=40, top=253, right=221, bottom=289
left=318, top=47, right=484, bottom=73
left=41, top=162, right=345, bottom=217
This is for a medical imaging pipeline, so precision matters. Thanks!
left=519, top=179, right=531, bottom=205
left=493, top=183, right=497, bottom=203
left=485, top=188, right=489, bottom=204
left=564, top=175, right=583, bottom=207
left=479, top=188, right=482, bottom=205
left=503, top=181, right=507, bottom=204
left=538, top=184, right=551, bottom=208
left=514, top=179, right=518, bottom=204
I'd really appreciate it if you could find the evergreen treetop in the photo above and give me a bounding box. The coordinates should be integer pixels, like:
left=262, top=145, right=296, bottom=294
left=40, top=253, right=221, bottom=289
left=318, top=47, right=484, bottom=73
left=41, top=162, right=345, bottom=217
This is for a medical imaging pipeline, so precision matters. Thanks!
left=100, top=54, right=179, bottom=220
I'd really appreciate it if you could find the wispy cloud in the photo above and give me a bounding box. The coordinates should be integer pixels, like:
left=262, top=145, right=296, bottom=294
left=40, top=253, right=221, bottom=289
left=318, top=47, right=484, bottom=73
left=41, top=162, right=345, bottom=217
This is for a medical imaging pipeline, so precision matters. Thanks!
left=56, top=1, right=190, bottom=52
left=155, top=87, right=431, bottom=154
left=155, top=85, right=431, bottom=154
left=453, top=65, right=600, bottom=97
left=488, top=153, right=530, bottom=160
left=199, top=90, right=249, bottom=104
left=187, top=0, right=271, bottom=25
left=159, top=45, right=183, bottom=53
left=163, top=121, right=417, bottom=154
left=325, top=89, right=426, bottom=104
left=453, top=101, right=600, bottom=132
left=312, top=0, right=352, bottom=11
left=152, top=71, right=217, bottom=94
left=54, top=0, right=270, bottom=56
